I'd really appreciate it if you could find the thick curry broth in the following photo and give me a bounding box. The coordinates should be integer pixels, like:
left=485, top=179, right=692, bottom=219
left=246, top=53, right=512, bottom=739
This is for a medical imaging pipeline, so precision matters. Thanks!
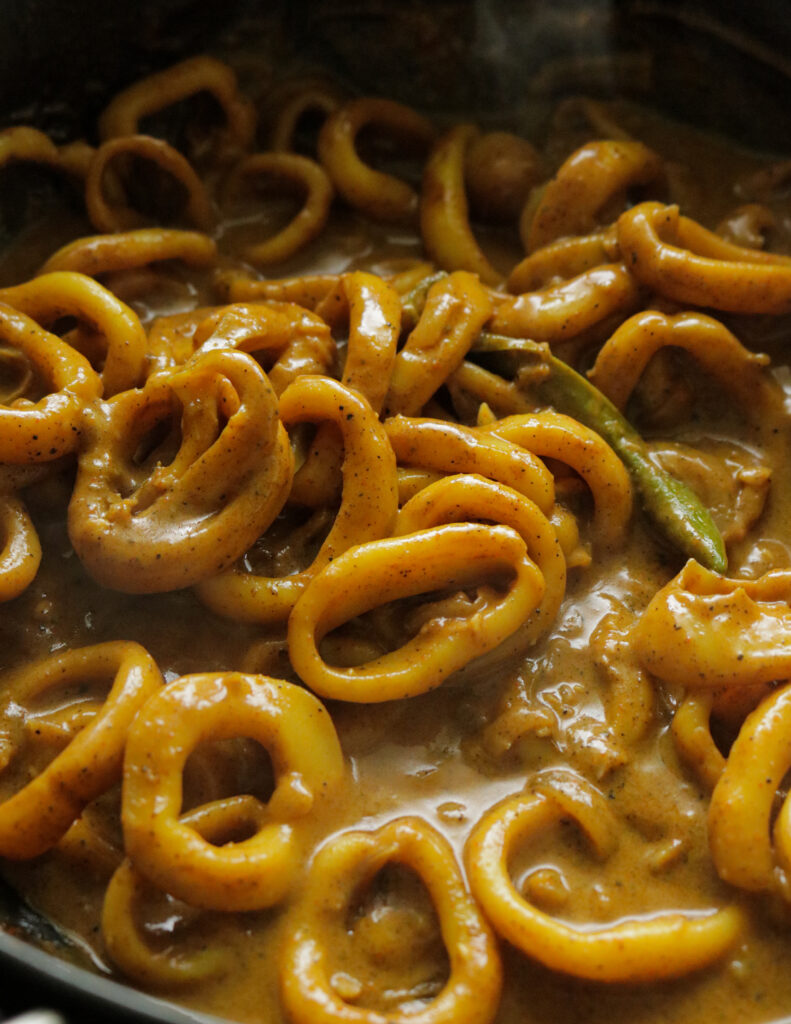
left=1, top=79, right=791, bottom=1024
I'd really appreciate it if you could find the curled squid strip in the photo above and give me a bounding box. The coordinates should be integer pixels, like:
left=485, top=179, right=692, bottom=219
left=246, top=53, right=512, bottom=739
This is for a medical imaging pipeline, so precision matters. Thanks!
left=634, top=560, right=791, bottom=690
left=587, top=310, right=778, bottom=418
left=385, top=415, right=555, bottom=514
left=85, top=135, right=215, bottom=233
left=122, top=673, right=345, bottom=910
left=0, top=493, right=41, bottom=601
left=708, top=682, right=791, bottom=893
left=489, top=263, right=641, bottom=342
left=290, top=272, right=401, bottom=506
left=0, top=125, right=92, bottom=181
left=288, top=523, right=545, bottom=703
left=420, top=124, right=501, bottom=285
left=507, top=227, right=620, bottom=293
left=0, top=303, right=100, bottom=463
left=98, top=56, right=256, bottom=159
left=222, top=153, right=334, bottom=265
left=672, top=694, right=725, bottom=791
left=383, top=271, right=491, bottom=416
left=68, top=349, right=293, bottom=593
left=523, top=140, right=665, bottom=253
left=0, top=271, right=146, bottom=396
left=0, top=642, right=163, bottom=859
left=40, top=228, right=218, bottom=277
left=269, top=78, right=341, bottom=152
left=318, top=98, right=434, bottom=222
left=618, top=202, right=791, bottom=313
left=466, top=770, right=745, bottom=982
left=280, top=817, right=503, bottom=1024
left=483, top=411, right=633, bottom=550
left=218, top=271, right=342, bottom=313
left=192, top=301, right=336, bottom=395
left=196, top=375, right=398, bottom=625
left=446, top=361, right=535, bottom=421
left=146, top=307, right=216, bottom=374
left=103, top=795, right=267, bottom=987
left=397, top=474, right=565, bottom=647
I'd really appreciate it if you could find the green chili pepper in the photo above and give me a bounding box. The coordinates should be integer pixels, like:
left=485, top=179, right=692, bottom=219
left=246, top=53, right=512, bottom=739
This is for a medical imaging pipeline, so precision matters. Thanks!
left=473, top=332, right=727, bottom=573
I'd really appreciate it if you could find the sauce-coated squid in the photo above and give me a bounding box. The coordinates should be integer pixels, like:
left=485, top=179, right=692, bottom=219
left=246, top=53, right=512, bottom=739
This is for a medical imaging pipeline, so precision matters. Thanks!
left=0, top=642, right=163, bottom=859
left=122, top=673, right=345, bottom=910
left=68, top=349, right=293, bottom=592
left=0, top=492, right=41, bottom=601
left=288, top=522, right=545, bottom=702
left=466, top=770, right=745, bottom=982
left=40, top=228, right=218, bottom=278
left=279, top=817, right=503, bottom=1024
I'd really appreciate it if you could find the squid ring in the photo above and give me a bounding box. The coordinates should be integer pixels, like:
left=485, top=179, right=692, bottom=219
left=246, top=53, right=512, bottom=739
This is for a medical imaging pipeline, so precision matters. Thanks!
left=618, top=201, right=791, bottom=314
left=489, top=263, right=641, bottom=342
left=68, top=349, right=293, bottom=593
left=383, top=270, right=492, bottom=416
left=671, top=694, right=725, bottom=792
left=0, top=271, right=147, bottom=396
left=122, top=673, right=345, bottom=911
left=507, top=227, right=620, bottom=293
left=420, top=124, right=501, bottom=285
left=0, top=642, right=163, bottom=859
left=587, top=309, right=777, bottom=418
left=279, top=817, right=503, bottom=1024
left=0, top=303, right=101, bottom=463
left=0, top=125, right=92, bottom=182
left=523, top=140, right=664, bottom=253
left=483, top=411, right=633, bottom=550
left=397, top=474, right=565, bottom=647
left=98, top=56, right=256, bottom=157
left=40, top=228, right=218, bottom=278
left=270, top=80, right=341, bottom=153
left=102, top=795, right=266, bottom=987
left=385, top=415, right=555, bottom=514
left=196, top=374, right=398, bottom=624
left=0, top=493, right=42, bottom=602
left=191, top=301, right=336, bottom=395
left=85, top=135, right=215, bottom=233
left=318, top=97, right=434, bottom=222
left=708, top=682, right=791, bottom=892
left=222, top=153, right=334, bottom=265
left=288, top=522, right=545, bottom=703
left=288, top=271, right=401, bottom=507
left=465, top=774, right=745, bottom=982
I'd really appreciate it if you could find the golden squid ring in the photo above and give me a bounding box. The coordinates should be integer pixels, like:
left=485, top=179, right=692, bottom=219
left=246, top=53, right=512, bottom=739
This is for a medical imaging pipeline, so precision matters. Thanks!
left=85, top=135, right=215, bottom=233
left=385, top=415, right=555, bottom=514
left=289, top=271, right=401, bottom=507
left=269, top=79, right=341, bottom=153
left=420, top=124, right=502, bottom=285
left=98, top=56, right=256, bottom=156
left=465, top=774, right=745, bottom=982
left=40, top=228, right=218, bottom=278
left=489, top=263, right=641, bottom=342
left=0, top=271, right=146, bottom=396
left=0, top=125, right=93, bottom=182
left=121, top=673, right=345, bottom=911
left=483, top=411, right=633, bottom=550
left=708, top=682, right=791, bottom=893
left=192, top=300, right=336, bottom=395
left=145, top=306, right=217, bottom=374
left=222, top=152, right=334, bottom=265
left=0, top=303, right=100, bottom=463
left=102, top=795, right=266, bottom=987
left=279, top=817, right=503, bottom=1024
left=587, top=309, right=777, bottom=418
left=196, top=374, right=398, bottom=624
left=0, top=493, right=41, bottom=602
left=634, top=560, right=791, bottom=690
left=671, top=694, right=725, bottom=791
left=318, top=97, right=435, bottom=222
left=523, top=140, right=664, bottom=252
left=507, top=227, right=620, bottom=293
left=383, top=270, right=492, bottom=416
left=219, top=271, right=342, bottom=314
left=397, top=474, right=565, bottom=648
left=288, top=522, right=545, bottom=703
left=0, top=642, right=163, bottom=859
left=617, top=201, right=791, bottom=313
left=68, top=349, right=293, bottom=593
